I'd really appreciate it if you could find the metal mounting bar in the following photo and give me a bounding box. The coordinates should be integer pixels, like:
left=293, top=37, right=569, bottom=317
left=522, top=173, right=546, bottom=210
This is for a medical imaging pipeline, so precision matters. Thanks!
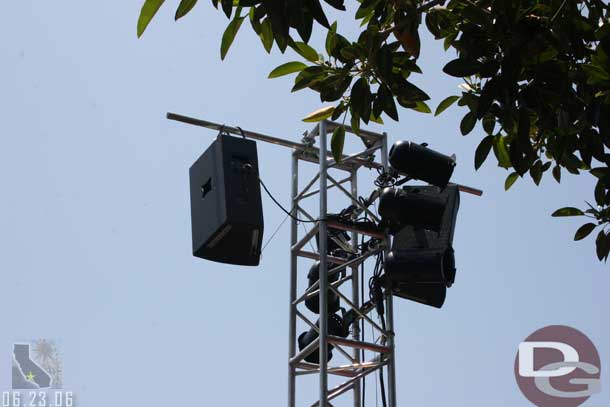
left=327, top=219, right=386, bottom=240
left=296, top=250, right=348, bottom=265
left=168, top=112, right=380, bottom=170
left=451, top=182, right=483, bottom=197
left=308, top=360, right=390, bottom=407
left=301, top=176, right=352, bottom=200
left=325, top=121, right=384, bottom=144
left=327, top=145, right=380, bottom=170
left=168, top=112, right=484, bottom=196
left=296, top=360, right=386, bottom=376
left=167, top=112, right=305, bottom=150
left=295, top=363, right=359, bottom=378
left=328, top=336, right=392, bottom=354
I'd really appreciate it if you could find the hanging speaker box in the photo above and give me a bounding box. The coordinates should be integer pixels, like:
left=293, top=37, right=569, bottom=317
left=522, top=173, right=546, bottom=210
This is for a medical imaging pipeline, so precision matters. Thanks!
left=189, top=133, right=264, bottom=266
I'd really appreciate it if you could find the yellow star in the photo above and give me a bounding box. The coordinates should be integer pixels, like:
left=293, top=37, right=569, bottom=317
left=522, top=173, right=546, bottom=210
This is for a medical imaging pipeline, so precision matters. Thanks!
left=26, top=371, right=35, bottom=381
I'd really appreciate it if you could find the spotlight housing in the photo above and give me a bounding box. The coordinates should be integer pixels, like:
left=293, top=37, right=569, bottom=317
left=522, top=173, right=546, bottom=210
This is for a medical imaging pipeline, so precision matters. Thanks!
left=383, top=185, right=460, bottom=308
left=378, top=187, right=446, bottom=234
left=297, top=314, right=350, bottom=364
left=388, top=141, right=456, bottom=187
left=305, top=262, right=341, bottom=314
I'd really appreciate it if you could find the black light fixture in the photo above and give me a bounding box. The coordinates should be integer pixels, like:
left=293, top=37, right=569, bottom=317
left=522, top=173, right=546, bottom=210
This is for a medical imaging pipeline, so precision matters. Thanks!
left=385, top=246, right=456, bottom=287
left=315, top=225, right=352, bottom=258
left=385, top=281, right=447, bottom=309
left=378, top=187, right=447, bottom=234
left=388, top=141, right=456, bottom=187
left=305, top=262, right=341, bottom=314
left=381, top=185, right=461, bottom=308
left=297, top=313, right=350, bottom=364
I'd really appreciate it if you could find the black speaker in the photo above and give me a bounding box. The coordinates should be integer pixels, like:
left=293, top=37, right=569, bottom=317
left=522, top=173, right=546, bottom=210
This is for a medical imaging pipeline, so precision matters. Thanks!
left=189, top=133, right=264, bottom=266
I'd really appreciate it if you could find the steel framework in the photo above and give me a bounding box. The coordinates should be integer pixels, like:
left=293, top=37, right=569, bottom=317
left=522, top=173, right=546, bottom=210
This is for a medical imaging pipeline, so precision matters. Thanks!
left=167, top=112, right=482, bottom=407
left=287, top=120, right=397, bottom=407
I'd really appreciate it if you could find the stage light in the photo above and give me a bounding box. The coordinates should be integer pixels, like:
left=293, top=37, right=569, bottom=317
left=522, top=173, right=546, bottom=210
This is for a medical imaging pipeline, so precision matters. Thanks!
left=315, top=225, right=352, bottom=258
left=387, top=281, right=447, bottom=309
left=297, top=314, right=350, bottom=364
left=388, top=141, right=456, bottom=187
left=385, top=246, right=456, bottom=287
left=378, top=187, right=446, bottom=234
left=305, top=262, right=341, bottom=314
left=382, top=185, right=461, bottom=308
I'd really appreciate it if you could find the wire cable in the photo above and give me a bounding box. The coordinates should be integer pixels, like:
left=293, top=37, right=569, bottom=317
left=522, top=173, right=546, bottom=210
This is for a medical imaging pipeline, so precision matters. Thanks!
left=261, top=213, right=290, bottom=253
left=258, top=175, right=318, bottom=223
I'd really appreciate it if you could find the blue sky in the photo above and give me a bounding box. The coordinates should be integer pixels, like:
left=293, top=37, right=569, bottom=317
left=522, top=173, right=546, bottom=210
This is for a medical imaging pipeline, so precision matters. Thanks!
left=0, top=1, right=608, bottom=406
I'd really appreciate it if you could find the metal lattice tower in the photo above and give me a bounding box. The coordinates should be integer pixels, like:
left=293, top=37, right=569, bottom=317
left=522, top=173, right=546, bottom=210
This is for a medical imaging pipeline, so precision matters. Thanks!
left=167, top=112, right=482, bottom=407
left=287, top=120, right=396, bottom=407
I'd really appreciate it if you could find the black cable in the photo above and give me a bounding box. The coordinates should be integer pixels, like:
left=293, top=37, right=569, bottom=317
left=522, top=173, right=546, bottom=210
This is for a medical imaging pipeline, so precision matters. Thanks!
left=258, top=176, right=318, bottom=223
left=379, top=366, right=388, bottom=407
left=232, top=126, right=317, bottom=224
left=360, top=215, right=367, bottom=407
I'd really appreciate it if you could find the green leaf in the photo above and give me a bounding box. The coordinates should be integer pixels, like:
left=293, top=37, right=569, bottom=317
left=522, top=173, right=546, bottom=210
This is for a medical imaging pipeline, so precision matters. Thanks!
left=460, top=112, right=476, bottom=135
left=292, top=41, right=319, bottom=63
left=590, top=167, right=609, bottom=179
left=596, top=230, right=609, bottom=261
left=369, top=113, right=384, bottom=124
left=435, top=96, right=459, bottom=116
left=350, top=114, right=360, bottom=135
left=474, top=135, right=494, bottom=170
left=291, top=66, right=326, bottom=92
left=552, top=207, right=584, bottom=217
left=552, top=166, right=561, bottom=183
left=493, top=136, right=511, bottom=168
left=530, top=160, right=543, bottom=186
left=482, top=113, right=496, bottom=134
left=575, top=223, right=596, bottom=241
left=259, top=19, right=274, bottom=53
left=442, top=58, right=482, bottom=77
left=331, top=101, right=347, bottom=121
left=378, top=85, right=398, bottom=121
left=325, top=21, right=337, bottom=56
left=583, top=63, right=610, bottom=84
left=331, top=126, right=346, bottom=163
left=175, top=0, right=197, bottom=20
left=220, top=11, right=245, bottom=60
left=137, top=0, right=165, bottom=37
left=351, top=77, right=371, bottom=123
left=268, top=62, right=307, bottom=78
left=302, top=106, right=335, bottom=122
left=505, top=172, right=519, bottom=190
left=411, top=101, right=431, bottom=114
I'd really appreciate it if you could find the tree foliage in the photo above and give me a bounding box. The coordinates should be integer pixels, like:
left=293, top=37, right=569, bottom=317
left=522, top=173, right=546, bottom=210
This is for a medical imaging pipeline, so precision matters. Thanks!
left=138, top=0, right=610, bottom=262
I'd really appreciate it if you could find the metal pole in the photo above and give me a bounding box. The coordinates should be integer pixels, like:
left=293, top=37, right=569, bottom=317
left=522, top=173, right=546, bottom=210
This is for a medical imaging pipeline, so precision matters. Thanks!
left=350, top=169, right=361, bottom=407
left=318, top=120, right=329, bottom=407
left=381, top=132, right=397, bottom=407
left=288, top=151, right=299, bottom=407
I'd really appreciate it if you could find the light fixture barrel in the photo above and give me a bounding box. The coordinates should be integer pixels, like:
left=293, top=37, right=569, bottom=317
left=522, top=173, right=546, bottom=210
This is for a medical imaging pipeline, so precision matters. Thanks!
left=389, top=141, right=456, bottom=187
left=378, top=187, right=446, bottom=233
